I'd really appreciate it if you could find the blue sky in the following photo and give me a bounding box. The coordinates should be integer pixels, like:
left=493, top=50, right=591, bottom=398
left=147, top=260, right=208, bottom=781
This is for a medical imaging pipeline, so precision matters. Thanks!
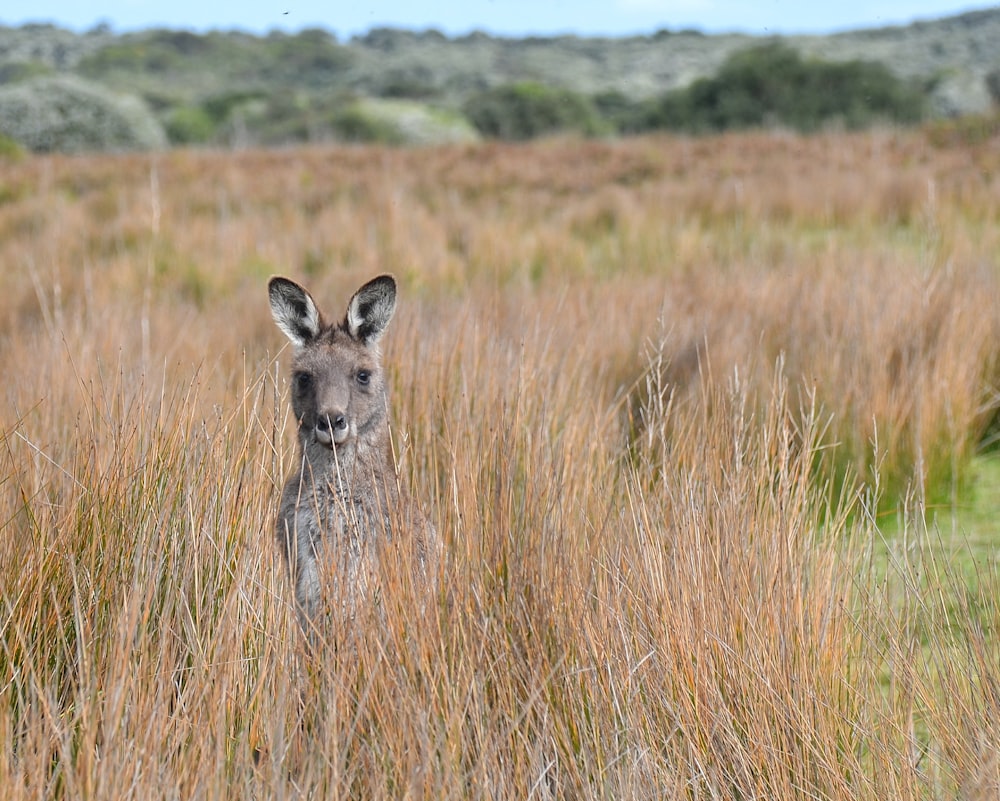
left=1, top=1, right=994, bottom=38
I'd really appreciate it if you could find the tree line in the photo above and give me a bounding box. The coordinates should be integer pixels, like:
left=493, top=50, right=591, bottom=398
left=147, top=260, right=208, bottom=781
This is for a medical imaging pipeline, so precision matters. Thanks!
left=0, top=41, right=942, bottom=152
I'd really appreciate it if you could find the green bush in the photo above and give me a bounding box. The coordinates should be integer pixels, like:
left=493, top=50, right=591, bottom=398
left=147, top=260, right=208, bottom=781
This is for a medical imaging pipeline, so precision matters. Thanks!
left=77, top=41, right=149, bottom=74
left=373, top=69, right=440, bottom=100
left=329, top=98, right=478, bottom=145
left=591, top=89, right=646, bottom=133
left=0, top=132, right=25, bottom=161
left=231, top=92, right=312, bottom=145
left=201, top=90, right=268, bottom=124
left=174, top=90, right=478, bottom=147
left=257, top=29, right=355, bottom=87
left=0, top=60, right=54, bottom=85
left=637, top=43, right=927, bottom=133
left=0, top=75, right=166, bottom=153
left=328, top=103, right=405, bottom=144
left=464, top=81, right=606, bottom=140
left=986, top=69, right=1000, bottom=106
left=165, top=105, right=217, bottom=144
left=80, top=30, right=236, bottom=77
left=78, top=29, right=353, bottom=98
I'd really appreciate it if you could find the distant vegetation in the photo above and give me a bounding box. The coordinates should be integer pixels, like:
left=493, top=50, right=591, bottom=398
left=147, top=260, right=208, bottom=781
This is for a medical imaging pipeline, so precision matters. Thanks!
left=463, top=81, right=607, bottom=140
left=0, top=74, right=166, bottom=152
left=0, top=12, right=997, bottom=151
left=77, top=28, right=355, bottom=93
left=629, top=43, right=927, bottom=133
left=461, top=45, right=928, bottom=140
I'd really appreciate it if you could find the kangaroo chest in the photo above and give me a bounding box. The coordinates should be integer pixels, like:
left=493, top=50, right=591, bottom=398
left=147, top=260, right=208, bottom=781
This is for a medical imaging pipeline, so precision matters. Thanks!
left=280, top=469, right=392, bottom=564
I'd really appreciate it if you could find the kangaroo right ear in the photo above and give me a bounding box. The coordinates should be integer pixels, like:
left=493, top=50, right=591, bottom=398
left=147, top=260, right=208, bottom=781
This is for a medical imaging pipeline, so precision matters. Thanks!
left=269, top=277, right=322, bottom=346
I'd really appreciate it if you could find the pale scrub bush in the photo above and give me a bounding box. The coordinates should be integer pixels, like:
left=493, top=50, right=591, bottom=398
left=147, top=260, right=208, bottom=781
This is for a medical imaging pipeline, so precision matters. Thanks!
left=0, top=74, right=165, bottom=153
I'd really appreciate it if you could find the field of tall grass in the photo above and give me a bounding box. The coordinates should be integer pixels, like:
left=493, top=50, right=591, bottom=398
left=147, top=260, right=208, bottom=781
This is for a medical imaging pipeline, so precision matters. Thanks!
left=2, top=130, right=1000, bottom=798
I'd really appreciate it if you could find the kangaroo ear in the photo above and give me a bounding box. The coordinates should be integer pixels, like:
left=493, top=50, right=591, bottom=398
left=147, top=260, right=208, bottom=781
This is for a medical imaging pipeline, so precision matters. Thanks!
left=345, top=274, right=397, bottom=345
left=269, top=277, right=322, bottom=346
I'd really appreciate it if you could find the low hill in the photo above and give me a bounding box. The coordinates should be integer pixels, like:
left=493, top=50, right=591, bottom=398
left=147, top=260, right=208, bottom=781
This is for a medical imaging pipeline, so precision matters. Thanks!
left=0, top=9, right=998, bottom=149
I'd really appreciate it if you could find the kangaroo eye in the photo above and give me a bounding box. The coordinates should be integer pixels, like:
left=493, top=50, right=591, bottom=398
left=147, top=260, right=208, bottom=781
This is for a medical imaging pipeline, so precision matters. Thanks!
left=356, top=370, right=371, bottom=386
left=293, top=372, right=313, bottom=393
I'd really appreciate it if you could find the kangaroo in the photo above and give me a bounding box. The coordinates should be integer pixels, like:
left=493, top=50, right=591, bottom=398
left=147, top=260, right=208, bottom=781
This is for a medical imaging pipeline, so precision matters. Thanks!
left=268, top=274, right=437, bottom=633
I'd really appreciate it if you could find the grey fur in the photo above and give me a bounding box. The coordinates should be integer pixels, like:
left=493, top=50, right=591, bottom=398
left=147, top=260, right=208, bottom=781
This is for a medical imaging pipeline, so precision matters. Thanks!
left=268, top=274, right=438, bottom=633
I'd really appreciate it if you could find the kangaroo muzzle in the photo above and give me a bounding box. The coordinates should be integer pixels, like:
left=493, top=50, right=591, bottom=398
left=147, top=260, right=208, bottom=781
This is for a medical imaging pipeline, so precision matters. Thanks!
left=315, top=412, right=350, bottom=447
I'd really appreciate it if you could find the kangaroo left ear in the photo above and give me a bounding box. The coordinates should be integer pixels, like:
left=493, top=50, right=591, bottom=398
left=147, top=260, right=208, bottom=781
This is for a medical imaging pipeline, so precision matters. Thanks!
left=346, top=274, right=397, bottom=345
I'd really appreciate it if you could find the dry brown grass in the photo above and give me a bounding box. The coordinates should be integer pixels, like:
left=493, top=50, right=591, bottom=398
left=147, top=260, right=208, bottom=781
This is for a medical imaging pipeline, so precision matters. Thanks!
left=2, top=130, right=1000, bottom=798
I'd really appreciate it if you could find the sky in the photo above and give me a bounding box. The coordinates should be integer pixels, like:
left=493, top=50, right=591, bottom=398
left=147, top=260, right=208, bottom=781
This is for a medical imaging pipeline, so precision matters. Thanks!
left=1, top=1, right=995, bottom=39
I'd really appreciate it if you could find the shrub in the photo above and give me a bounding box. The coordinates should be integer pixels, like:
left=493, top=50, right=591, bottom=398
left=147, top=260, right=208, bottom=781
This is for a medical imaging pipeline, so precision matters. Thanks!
left=637, top=43, right=927, bottom=133
left=463, top=81, right=606, bottom=140
left=176, top=90, right=269, bottom=145
left=258, top=28, right=354, bottom=86
left=986, top=69, right=1000, bottom=106
left=80, top=30, right=245, bottom=77
left=209, top=92, right=305, bottom=147
left=164, top=105, right=217, bottom=145
left=330, top=99, right=478, bottom=145
left=0, top=131, right=25, bottom=161
left=79, top=41, right=160, bottom=74
left=327, top=101, right=406, bottom=145
left=373, top=68, right=440, bottom=100
left=590, top=89, right=647, bottom=134
left=0, top=75, right=166, bottom=152
left=0, top=60, right=54, bottom=84
left=200, top=90, right=269, bottom=124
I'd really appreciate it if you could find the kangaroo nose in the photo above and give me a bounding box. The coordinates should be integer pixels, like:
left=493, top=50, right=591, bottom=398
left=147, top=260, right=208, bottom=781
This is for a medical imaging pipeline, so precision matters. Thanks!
left=317, top=414, right=347, bottom=432
left=316, top=413, right=349, bottom=446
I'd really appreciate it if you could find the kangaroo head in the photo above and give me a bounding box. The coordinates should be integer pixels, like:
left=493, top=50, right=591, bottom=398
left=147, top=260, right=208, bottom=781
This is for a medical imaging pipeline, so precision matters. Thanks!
left=269, top=275, right=397, bottom=453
